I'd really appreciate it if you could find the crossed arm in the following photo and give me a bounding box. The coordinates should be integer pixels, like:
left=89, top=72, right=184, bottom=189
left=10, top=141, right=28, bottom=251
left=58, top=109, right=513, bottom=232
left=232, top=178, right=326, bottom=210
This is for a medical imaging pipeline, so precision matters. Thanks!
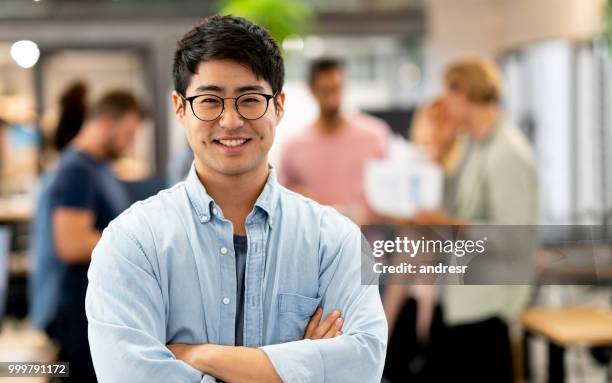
left=167, top=309, right=344, bottom=383
left=86, top=222, right=386, bottom=383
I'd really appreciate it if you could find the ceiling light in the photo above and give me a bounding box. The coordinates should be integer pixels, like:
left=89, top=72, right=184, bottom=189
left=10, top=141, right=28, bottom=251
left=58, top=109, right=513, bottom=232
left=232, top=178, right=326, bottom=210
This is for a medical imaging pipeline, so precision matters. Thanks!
left=10, top=40, right=40, bottom=69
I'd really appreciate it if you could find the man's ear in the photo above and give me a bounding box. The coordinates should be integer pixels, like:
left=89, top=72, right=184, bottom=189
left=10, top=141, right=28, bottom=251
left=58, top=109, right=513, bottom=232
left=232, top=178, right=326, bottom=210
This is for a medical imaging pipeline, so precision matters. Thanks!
left=171, top=91, right=185, bottom=119
left=274, top=91, right=286, bottom=121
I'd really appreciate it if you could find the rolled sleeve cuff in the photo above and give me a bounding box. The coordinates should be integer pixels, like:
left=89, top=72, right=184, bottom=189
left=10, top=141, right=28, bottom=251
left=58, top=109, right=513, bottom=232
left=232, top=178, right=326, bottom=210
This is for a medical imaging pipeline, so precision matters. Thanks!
left=260, top=339, right=324, bottom=383
left=201, top=375, right=217, bottom=383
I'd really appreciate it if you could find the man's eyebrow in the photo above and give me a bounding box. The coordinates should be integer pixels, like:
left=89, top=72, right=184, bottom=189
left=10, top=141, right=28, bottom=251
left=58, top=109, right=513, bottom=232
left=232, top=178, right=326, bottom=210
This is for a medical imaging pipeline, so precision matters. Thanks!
left=192, top=84, right=268, bottom=94
left=193, top=85, right=224, bottom=93
left=236, top=84, right=266, bottom=93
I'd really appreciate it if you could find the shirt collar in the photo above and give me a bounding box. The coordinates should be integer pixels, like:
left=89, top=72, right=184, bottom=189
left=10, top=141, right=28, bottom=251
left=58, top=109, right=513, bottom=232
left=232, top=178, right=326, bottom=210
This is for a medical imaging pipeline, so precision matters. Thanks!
left=184, top=162, right=280, bottom=226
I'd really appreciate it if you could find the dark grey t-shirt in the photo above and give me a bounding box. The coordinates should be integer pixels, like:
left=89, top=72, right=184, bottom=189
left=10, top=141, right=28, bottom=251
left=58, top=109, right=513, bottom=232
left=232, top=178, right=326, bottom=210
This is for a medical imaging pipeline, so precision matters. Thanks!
left=233, top=235, right=247, bottom=346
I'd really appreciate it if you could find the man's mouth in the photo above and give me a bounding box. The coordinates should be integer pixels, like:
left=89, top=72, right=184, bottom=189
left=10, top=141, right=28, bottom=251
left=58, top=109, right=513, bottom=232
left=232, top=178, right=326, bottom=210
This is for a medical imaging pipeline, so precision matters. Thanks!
left=213, top=137, right=252, bottom=148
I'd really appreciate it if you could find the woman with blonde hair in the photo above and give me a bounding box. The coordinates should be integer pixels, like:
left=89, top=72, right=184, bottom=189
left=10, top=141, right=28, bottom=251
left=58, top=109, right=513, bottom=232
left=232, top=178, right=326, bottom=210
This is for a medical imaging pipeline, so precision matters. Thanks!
left=383, top=99, right=463, bottom=382
left=410, top=98, right=463, bottom=176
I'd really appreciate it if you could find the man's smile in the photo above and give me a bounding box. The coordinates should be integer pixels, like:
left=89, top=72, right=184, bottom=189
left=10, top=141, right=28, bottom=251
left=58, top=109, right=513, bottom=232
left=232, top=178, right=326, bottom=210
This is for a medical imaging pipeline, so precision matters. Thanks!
left=211, top=136, right=253, bottom=153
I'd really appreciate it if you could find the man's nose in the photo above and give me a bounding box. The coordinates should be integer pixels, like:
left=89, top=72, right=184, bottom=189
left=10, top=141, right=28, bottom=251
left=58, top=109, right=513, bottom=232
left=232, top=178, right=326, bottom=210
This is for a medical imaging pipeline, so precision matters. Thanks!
left=219, top=100, right=244, bottom=129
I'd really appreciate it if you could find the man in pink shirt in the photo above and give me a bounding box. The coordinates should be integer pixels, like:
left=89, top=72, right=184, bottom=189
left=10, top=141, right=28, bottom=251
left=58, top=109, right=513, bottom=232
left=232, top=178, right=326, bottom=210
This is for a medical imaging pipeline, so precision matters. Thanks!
left=278, top=58, right=389, bottom=223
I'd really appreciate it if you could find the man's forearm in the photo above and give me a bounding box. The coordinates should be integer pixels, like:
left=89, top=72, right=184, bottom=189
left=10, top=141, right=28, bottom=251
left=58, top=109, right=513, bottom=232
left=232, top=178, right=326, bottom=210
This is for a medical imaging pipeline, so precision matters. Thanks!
left=53, top=208, right=102, bottom=264
left=169, top=310, right=345, bottom=382
left=57, top=229, right=101, bottom=264
left=174, top=344, right=282, bottom=383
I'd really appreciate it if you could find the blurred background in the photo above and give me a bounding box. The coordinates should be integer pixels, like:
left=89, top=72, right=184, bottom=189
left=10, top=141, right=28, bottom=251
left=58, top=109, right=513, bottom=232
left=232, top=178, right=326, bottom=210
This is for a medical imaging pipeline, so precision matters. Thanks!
left=0, top=0, right=611, bottom=382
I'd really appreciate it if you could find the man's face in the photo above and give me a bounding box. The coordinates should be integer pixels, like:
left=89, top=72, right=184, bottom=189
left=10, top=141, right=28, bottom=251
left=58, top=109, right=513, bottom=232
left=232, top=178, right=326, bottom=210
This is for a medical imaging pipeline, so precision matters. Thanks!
left=105, top=111, right=142, bottom=160
left=172, top=59, right=285, bottom=178
left=310, top=68, right=344, bottom=118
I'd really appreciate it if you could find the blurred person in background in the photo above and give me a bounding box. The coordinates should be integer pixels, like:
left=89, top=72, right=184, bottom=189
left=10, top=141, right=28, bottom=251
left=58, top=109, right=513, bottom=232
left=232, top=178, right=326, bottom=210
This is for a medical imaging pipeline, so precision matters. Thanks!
left=0, top=118, right=6, bottom=175
left=411, top=98, right=463, bottom=176
left=278, top=58, right=390, bottom=224
left=54, top=82, right=88, bottom=155
left=412, top=57, right=538, bottom=382
left=48, top=90, right=145, bottom=383
left=411, top=97, right=466, bottom=211
left=383, top=99, right=462, bottom=382
left=29, top=82, right=88, bottom=335
left=0, top=119, right=6, bottom=323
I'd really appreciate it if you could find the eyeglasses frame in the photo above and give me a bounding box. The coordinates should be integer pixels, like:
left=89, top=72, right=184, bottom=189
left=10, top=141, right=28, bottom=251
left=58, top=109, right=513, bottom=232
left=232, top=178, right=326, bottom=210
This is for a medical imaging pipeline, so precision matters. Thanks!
left=181, top=91, right=279, bottom=122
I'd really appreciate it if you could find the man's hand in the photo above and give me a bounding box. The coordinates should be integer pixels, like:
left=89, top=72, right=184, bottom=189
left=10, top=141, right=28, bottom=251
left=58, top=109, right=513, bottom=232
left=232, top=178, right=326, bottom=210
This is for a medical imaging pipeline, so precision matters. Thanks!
left=169, top=307, right=344, bottom=366
left=168, top=343, right=281, bottom=383
left=304, top=308, right=344, bottom=339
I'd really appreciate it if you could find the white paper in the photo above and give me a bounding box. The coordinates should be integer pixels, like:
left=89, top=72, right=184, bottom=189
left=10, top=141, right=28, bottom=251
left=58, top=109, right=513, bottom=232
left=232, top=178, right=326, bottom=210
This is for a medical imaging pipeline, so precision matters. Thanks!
left=364, top=138, right=443, bottom=219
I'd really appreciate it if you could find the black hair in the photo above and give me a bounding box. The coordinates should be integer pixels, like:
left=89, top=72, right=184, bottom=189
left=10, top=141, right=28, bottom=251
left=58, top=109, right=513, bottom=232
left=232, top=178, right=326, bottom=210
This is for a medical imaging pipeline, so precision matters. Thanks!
left=173, top=15, right=284, bottom=97
left=54, top=81, right=88, bottom=151
left=308, top=57, right=344, bottom=87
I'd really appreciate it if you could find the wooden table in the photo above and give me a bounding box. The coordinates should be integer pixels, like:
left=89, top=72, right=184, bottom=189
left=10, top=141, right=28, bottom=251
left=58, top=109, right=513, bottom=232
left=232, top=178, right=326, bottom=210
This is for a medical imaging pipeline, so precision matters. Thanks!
left=535, top=245, right=612, bottom=285
left=521, top=307, right=612, bottom=382
left=0, top=212, right=31, bottom=224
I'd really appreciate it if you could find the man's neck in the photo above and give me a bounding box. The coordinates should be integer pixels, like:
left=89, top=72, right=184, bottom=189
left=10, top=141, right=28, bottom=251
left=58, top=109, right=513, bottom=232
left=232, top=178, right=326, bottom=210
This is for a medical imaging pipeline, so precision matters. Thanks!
left=315, top=114, right=344, bottom=135
left=467, top=107, right=500, bottom=141
left=71, top=124, right=107, bottom=161
left=195, top=161, right=269, bottom=235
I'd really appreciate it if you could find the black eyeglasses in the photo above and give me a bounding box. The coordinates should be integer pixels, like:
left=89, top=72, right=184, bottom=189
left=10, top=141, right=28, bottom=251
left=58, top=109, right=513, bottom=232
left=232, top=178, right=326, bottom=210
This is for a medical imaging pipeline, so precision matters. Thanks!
left=181, top=92, right=278, bottom=122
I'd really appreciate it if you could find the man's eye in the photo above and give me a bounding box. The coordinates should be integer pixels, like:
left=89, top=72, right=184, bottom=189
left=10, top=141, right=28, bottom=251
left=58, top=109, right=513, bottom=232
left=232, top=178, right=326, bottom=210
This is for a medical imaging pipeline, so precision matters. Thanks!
left=241, top=97, right=262, bottom=104
left=198, top=98, right=220, bottom=104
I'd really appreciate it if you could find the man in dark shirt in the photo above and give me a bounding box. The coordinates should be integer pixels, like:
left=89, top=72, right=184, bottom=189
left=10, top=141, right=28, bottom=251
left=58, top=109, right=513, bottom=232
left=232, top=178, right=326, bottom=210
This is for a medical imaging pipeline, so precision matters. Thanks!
left=48, top=91, right=145, bottom=382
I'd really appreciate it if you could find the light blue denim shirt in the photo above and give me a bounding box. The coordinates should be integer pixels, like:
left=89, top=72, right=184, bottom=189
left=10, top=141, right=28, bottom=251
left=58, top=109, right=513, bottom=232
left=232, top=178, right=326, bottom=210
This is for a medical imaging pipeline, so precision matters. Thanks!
left=85, top=164, right=387, bottom=383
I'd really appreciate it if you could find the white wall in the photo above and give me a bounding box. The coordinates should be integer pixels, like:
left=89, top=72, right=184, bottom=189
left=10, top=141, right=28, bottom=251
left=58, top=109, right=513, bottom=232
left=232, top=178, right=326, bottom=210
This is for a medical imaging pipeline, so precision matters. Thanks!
left=422, top=0, right=603, bottom=98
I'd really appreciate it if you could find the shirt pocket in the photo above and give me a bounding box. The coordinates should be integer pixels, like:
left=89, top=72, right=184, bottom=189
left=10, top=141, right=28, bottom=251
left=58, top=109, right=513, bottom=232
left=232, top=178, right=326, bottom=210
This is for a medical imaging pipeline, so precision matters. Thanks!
left=278, top=293, right=321, bottom=343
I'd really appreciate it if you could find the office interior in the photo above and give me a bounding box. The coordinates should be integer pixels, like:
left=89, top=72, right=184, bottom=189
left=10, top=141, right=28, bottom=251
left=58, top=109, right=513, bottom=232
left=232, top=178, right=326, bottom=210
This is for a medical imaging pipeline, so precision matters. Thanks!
left=0, top=0, right=611, bottom=382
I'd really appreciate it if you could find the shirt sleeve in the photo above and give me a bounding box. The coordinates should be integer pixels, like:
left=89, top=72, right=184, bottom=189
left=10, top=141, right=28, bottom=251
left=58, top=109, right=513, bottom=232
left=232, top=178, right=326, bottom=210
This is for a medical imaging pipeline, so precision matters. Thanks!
left=372, top=120, right=391, bottom=158
left=51, top=163, right=96, bottom=210
left=260, top=218, right=388, bottom=383
left=277, top=141, right=298, bottom=187
left=86, top=222, right=215, bottom=383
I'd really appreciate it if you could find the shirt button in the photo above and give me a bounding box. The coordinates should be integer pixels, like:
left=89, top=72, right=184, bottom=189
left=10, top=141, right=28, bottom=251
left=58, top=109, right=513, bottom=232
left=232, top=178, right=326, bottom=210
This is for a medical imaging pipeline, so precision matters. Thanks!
left=222, top=297, right=230, bottom=305
left=199, top=215, right=209, bottom=223
left=212, top=207, right=219, bottom=216
left=220, top=247, right=228, bottom=255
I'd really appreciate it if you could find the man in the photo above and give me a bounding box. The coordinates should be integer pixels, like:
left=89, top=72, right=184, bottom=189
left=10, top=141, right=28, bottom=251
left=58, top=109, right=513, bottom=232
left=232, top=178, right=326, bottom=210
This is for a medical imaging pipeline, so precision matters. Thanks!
left=413, top=57, right=538, bottom=382
left=278, top=58, right=389, bottom=224
left=30, top=82, right=88, bottom=334
left=86, top=16, right=387, bottom=383
left=48, top=91, right=144, bottom=382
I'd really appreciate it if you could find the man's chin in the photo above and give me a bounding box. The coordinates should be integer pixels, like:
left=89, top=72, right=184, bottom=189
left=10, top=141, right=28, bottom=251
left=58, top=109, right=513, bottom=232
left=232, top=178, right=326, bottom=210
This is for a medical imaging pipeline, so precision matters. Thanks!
left=322, top=109, right=340, bottom=119
left=196, top=152, right=269, bottom=178
left=207, top=160, right=263, bottom=178
left=218, top=165, right=258, bottom=177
